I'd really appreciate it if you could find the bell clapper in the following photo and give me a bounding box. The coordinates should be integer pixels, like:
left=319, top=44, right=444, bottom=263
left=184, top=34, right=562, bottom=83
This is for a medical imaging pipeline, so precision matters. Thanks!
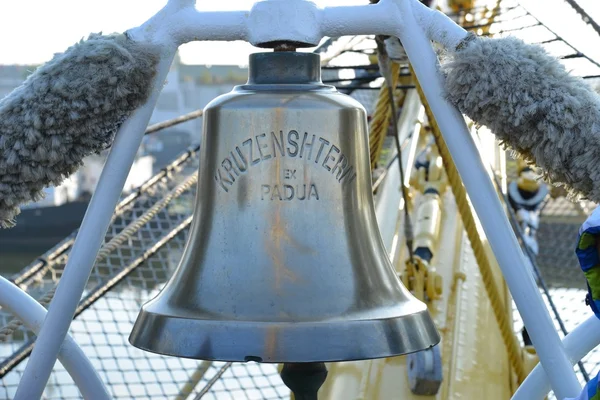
left=280, top=363, right=328, bottom=400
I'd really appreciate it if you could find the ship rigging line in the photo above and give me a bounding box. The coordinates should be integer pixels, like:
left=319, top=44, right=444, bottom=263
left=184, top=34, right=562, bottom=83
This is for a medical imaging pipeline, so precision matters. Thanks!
left=489, top=166, right=591, bottom=382
left=562, top=0, right=600, bottom=37
left=0, top=212, right=194, bottom=377
left=8, top=108, right=205, bottom=288
left=517, top=1, right=600, bottom=69
left=445, top=4, right=520, bottom=18
left=145, top=109, right=204, bottom=135
left=0, top=173, right=199, bottom=343
left=193, top=362, right=233, bottom=399
left=461, top=12, right=530, bottom=30
left=371, top=131, right=415, bottom=193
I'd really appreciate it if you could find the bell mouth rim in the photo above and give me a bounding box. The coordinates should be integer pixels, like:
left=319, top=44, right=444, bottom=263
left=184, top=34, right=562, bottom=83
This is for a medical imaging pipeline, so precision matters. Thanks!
left=129, top=309, right=440, bottom=363
left=232, top=83, right=337, bottom=92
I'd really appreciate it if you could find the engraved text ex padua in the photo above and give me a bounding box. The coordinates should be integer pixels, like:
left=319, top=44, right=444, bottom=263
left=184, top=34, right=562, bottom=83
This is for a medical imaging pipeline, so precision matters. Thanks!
left=214, top=130, right=357, bottom=200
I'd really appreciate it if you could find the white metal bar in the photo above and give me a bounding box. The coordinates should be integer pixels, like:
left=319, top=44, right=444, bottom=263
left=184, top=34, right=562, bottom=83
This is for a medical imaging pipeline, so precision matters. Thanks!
left=392, top=2, right=582, bottom=398
left=512, top=316, right=600, bottom=400
left=14, top=51, right=176, bottom=400
left=0, top=276, right=110, bottom=400
left=127, top=0, right=466, bottom=51
left=375, top=89, right=423, bottom=250
left=410, top=0, right=466, bottom=49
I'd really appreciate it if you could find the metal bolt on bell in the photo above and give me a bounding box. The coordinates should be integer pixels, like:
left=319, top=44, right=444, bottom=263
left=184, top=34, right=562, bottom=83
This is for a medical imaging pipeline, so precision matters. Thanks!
left=129, top=51, right=440, bottom=364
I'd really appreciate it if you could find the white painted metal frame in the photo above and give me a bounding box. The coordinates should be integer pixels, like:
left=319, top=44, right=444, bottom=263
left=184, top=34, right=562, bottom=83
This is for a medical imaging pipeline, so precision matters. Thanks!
left=5, top=0, right=592, bottom=398
left=0, top=277, right=110, bottom=400
left=513, top=316, right=600, bottom=400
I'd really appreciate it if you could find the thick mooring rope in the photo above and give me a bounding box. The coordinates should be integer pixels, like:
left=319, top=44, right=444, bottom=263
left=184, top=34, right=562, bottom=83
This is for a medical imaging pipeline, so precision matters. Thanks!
left=411, top=70, right=527, bottom=383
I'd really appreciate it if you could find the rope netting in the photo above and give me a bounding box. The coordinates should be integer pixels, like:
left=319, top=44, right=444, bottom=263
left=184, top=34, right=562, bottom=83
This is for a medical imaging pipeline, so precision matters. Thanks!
left=0, top=142, right=290, bottom=399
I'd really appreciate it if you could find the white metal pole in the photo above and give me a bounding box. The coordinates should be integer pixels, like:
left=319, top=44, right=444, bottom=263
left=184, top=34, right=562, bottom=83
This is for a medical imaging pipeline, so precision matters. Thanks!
left=512, top=316, right=600, bottom=400
left=14, top=52, right=176, bottom=400
left=0, top=276, right=110, bottom=400
left=375, top=89, right=423, bottom=249
left=394, top=0, right=582, bottom=398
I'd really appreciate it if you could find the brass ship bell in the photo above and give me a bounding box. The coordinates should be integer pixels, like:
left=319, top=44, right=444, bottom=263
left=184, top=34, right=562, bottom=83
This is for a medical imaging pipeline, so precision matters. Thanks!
left=129, top=52, right=439, bottom=364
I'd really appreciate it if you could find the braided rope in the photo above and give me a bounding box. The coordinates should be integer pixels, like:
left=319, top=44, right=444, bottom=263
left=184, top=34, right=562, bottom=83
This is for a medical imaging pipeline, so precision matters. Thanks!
left=174, top=360, right=213, bottom=400
left=0, top=172, right=198, bottom=341
left=368, top=62, right=402, bottom=169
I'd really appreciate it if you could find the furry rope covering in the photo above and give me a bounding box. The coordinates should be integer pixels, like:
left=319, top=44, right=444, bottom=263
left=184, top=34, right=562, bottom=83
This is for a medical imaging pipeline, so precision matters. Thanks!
left=442, top=34, right=600, bottom=202
left=0, top=33, right=160, bottom=228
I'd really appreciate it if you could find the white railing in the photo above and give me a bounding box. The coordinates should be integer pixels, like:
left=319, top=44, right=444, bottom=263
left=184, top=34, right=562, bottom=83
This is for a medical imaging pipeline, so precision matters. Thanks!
left=1, top=0, right=593, bottom=398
